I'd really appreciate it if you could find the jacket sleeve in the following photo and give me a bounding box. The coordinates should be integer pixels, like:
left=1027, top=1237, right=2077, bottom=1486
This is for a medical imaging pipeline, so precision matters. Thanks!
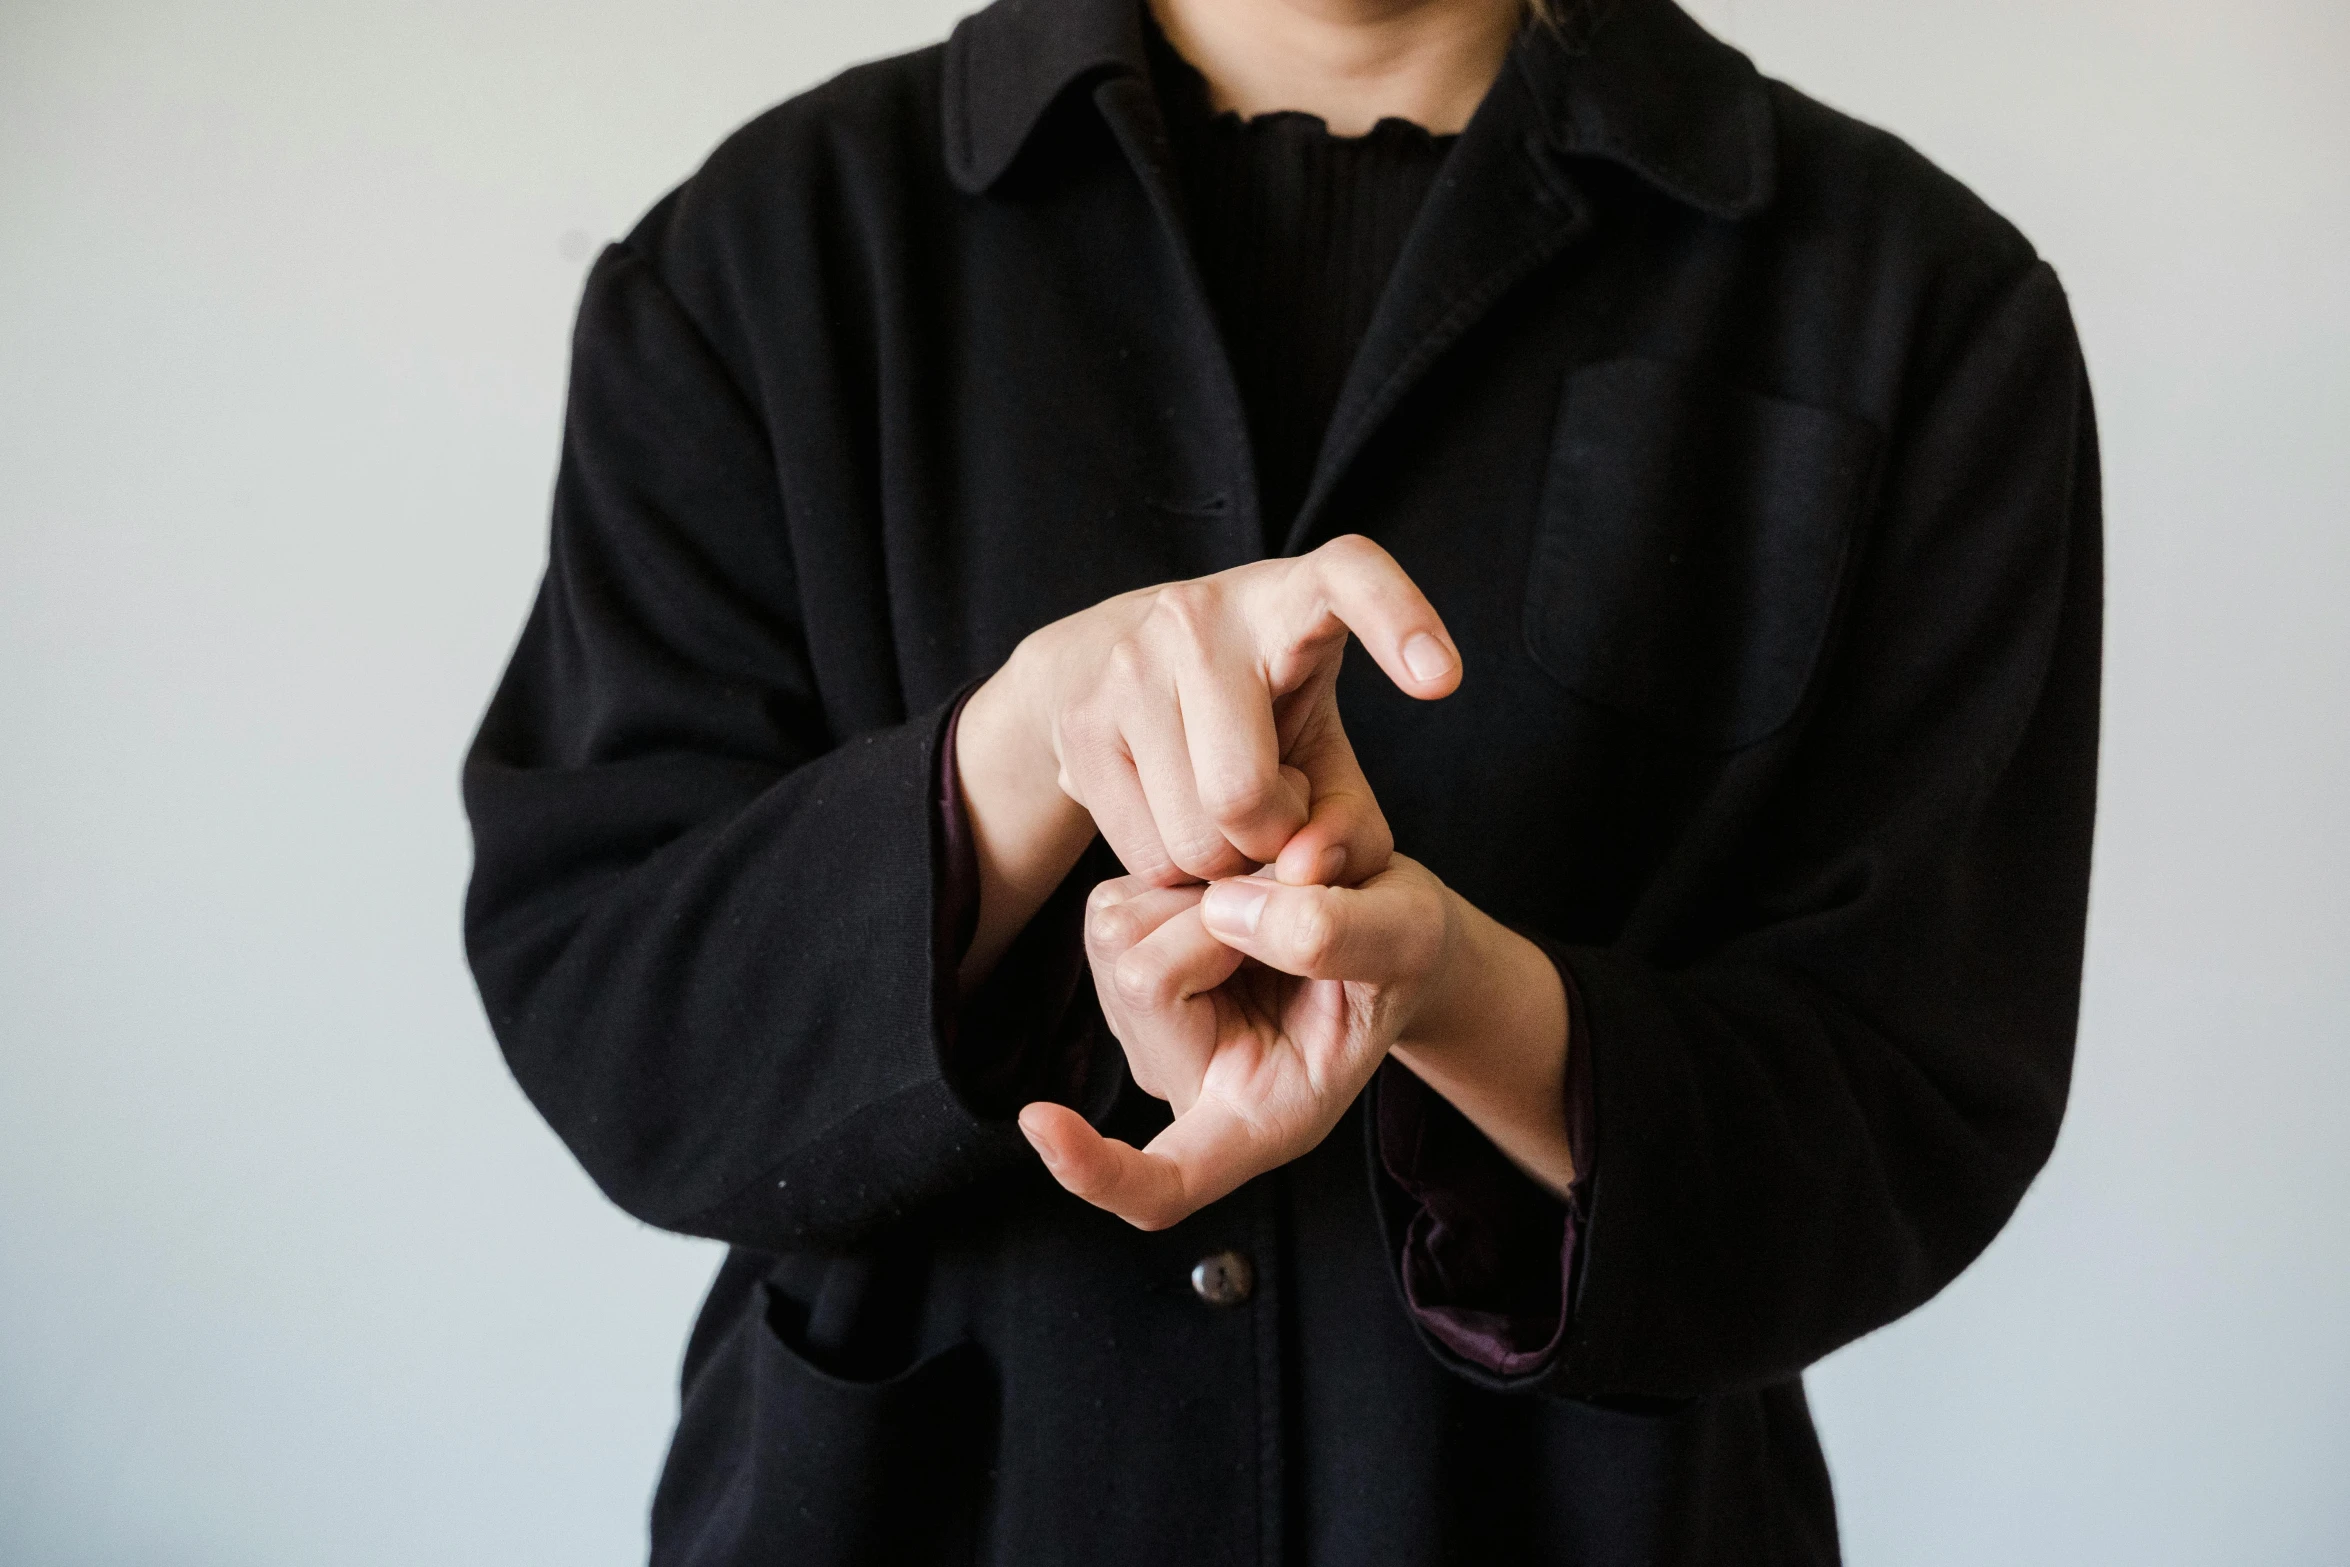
left=1369, top=944, right=1595, bottom=1375
left=1424, top=260, right=2102, bottom=1400
left=462, top=237, right=1104, bottom=1255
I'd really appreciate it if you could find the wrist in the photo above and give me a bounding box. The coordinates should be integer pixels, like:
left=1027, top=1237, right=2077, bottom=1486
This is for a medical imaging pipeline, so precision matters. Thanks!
left=1395, top=885, right=1485, bottom=1057
left=1392, top=897, right=1563, bottom=1074
left=963, top=638, right=1075, bottom=804
left=1387, top=901, right=1575, bottom=1199
left=955, top=649, right=1095, bottom=956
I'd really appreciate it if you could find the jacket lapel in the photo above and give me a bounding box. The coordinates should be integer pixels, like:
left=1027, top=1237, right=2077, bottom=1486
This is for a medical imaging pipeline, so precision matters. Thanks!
left=1090, top=69, right=1269, bottom=567
left=1278, top=44, right=1591, bottom=557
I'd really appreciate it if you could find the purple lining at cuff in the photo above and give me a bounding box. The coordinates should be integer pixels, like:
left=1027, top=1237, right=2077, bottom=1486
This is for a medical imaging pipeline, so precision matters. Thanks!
left=936, top=691, right=983, bottom=972
left=933, top=688, right=990, bottom=1083
left=1377, top=944, right=1594, bottom=1376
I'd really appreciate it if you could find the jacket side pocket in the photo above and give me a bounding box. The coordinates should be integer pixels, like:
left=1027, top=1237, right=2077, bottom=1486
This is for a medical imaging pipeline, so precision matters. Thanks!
left=653, top=1280, right=993, bottom=1567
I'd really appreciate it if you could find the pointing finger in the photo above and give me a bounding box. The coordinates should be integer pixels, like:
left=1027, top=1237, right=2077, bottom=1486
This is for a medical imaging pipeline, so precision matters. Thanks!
left=1255, top=535, right=1462, bottom=702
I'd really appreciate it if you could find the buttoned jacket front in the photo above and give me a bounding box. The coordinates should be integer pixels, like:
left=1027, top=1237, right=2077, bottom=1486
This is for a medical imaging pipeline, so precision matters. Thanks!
left=462, top=0, right=2103, bottom=1561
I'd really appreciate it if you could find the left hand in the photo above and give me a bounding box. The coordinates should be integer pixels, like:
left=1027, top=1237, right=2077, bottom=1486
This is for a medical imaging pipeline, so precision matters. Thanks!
left=1019, top=855, right=1465, bottom=1230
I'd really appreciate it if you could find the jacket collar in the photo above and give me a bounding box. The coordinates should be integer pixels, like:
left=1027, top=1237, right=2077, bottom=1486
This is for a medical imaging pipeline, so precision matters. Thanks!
left=941, top=0, right=1775, bottom=219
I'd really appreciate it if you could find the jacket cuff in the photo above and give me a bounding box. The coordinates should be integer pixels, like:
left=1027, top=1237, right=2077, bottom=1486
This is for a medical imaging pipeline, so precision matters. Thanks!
left=1371, top=935, right=1594, bottom=1380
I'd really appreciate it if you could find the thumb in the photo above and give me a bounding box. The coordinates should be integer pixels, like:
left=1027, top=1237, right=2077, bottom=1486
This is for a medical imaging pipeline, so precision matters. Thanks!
left=1019, top=1098, right=1261, bottom=1232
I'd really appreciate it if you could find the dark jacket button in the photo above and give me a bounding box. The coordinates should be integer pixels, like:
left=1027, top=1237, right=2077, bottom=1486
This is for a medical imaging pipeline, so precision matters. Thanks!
left=1190, top=1250, right=1254, bottom=1307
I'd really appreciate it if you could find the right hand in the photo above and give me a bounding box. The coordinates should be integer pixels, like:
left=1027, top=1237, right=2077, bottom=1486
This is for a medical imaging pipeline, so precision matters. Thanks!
left=958, top=534, right=1462, bottom=893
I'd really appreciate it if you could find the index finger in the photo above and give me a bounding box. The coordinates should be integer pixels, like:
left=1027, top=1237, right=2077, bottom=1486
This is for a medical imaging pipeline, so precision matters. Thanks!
left=1254, top=535, right=1462, bottom=701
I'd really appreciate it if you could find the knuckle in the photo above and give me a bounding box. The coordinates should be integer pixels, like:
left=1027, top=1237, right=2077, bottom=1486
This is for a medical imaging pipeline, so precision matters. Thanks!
left=1104, top=832, right=1178, bottom=888
left=1315, top=533, right=1387, bottom=576
left=1108, top=824, right=1175, bottom=879
left=1286, top=898, right=1343, bottom=971
left=1104, top=855, right=1171, bottom=895
left=1147, top=581, right=1217, bottom=644
left=1086, top=902, right=1135, bottom=956
left=1102, top=638, right=1151, bottom=691
left=1113, top=949, right=1169, bottom=1011
left=1166, top=829, right=1237, bottom=879
left=1200, top=766, right=1278, bottom=826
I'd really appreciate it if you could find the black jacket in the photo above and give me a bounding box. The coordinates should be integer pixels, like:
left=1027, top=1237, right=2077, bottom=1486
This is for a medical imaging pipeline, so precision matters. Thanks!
left=462, top=0, right=2101, bottom=1560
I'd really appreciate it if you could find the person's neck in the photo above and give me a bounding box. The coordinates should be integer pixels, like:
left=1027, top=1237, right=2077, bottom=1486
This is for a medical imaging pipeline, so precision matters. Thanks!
left=1147, top=0, right=1522, bottom=136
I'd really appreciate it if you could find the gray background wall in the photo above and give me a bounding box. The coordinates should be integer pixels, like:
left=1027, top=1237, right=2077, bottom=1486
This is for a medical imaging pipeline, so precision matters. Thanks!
left=2, top=1, right=2343, bottom=1562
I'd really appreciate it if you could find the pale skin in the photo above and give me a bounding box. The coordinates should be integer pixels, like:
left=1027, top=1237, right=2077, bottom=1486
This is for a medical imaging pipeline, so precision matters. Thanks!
left=953, top=0, right=1572, bottom=1231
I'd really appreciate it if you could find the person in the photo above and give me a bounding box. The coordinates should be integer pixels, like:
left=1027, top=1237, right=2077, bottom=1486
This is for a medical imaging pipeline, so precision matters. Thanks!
left=461, top=0, right=2101, bottom=1559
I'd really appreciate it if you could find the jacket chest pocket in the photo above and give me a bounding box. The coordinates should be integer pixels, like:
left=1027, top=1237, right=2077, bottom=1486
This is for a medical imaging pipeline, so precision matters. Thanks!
left=1524, top=358, right=1878, bottom=750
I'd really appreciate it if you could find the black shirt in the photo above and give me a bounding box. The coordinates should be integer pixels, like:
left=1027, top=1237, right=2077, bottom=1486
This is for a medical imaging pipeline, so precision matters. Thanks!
left=1145, top=15, right=1460, bottom=549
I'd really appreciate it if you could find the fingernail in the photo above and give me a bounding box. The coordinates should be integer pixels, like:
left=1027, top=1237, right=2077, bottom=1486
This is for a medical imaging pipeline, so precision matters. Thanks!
left=1310, top=843, right=1347, bottom=885
left=1018, top=1117, right=1059, bottom=1167
left=1402, top=632, right=1454, bottom=683
left=1202, top=880, right=1269, bottom=937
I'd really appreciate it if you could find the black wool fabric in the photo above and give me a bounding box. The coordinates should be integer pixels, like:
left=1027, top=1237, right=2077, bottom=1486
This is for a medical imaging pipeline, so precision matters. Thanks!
left=461, top=0, right=2103, bottom=1562
left=1146, top=19, right=1460, bottom=548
